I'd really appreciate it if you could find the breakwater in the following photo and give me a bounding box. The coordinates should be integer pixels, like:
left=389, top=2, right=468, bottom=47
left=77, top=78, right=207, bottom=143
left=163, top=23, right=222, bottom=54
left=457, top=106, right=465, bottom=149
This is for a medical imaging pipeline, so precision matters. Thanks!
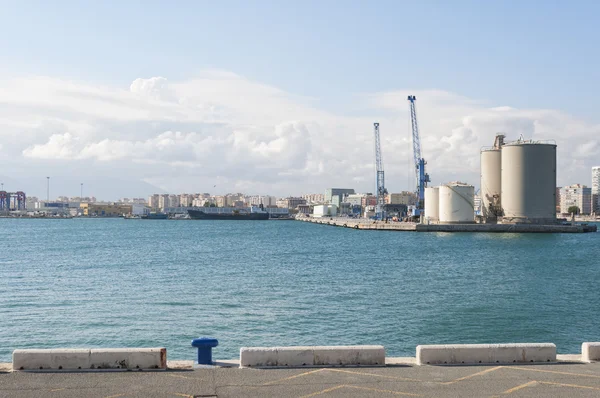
left=298, top=217, right=598, bottom=233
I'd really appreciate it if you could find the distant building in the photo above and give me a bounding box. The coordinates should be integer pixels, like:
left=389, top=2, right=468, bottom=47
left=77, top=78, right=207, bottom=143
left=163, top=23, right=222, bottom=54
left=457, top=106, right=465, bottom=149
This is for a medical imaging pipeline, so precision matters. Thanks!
left=276, top=197, right=307, bottom=209
left=313, top=204, right=337, bottom=218
left=179, top=194, right=194, bottom=207
left=556, top=187, right=562, bottom=214
left=361, top=195, right=377, bottom=208
left=148, top=194, right=160, bottom=209
left=301, top=193, right=324, bottom=204
left=387, top=192, right=417, bottom=206
left=168, top=194, right=180, bottom=208
left=345, top=194, right=366, bottom=206
left=325, top=188, right=354, bottom=204
left=80, top=203, right=132, bottom=216
left=158, top=194, right=169, bottom=210
left=593, top=167, right=600, bottom=212
left=246, top=195, right=277, bottom=207
left=215, top=196, right=226, bottom=207
left=474, top=195, right=482, bottom=216
left=560, top=184, right=592, bottom=214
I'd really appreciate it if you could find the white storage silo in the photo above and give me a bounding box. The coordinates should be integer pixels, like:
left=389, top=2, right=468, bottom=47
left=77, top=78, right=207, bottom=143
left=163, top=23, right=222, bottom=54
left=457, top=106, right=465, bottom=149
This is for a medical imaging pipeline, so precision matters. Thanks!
left=424, top=187, right=439, bottom=221
left=480, top=148, right=502, bottom=219
left=501, top=141, right=556, bottom=224
left=439, top=183, right=475, bottom=223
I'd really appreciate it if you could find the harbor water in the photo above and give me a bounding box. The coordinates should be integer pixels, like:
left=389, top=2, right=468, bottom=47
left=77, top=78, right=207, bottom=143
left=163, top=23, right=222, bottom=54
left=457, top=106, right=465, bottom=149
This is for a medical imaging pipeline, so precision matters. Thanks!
left=0, top=218, right=599, bottom=362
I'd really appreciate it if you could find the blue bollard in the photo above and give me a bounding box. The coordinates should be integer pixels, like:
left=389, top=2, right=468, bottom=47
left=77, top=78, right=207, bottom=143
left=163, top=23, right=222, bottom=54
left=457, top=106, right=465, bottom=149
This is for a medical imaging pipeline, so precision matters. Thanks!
left=191, top=337, right=219, bottom=365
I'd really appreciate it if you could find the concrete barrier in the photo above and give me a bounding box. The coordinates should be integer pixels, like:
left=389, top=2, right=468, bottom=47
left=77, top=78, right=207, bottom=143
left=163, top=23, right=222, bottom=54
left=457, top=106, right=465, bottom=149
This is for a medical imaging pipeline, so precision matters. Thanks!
left=416, top=343, right=556, bottom=365
left=240, top=345, right=385, bottom=367
left=582, top=342, right=600, bottom=362
left=13, top=348, right=167, bottom=371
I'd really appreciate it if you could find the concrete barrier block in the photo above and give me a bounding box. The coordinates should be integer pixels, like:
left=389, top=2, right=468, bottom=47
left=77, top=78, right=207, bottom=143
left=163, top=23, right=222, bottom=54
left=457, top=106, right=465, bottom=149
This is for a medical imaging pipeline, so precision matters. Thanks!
left=240, top=347, right=278, bottom=367
left=417, top=344, right=556, bottom=365
left=13, top=349, right=91, bottom=370
left=240, top=345, right=385, bottom=367
left=276, top=347, right=314, bottom=366
left=313, top=345, right=385, bottom=366
left=13, top=348, right=166, bottom=371
left=582, top=343, right=600, bottom=362
left=90, top=348, right=166, bottom=370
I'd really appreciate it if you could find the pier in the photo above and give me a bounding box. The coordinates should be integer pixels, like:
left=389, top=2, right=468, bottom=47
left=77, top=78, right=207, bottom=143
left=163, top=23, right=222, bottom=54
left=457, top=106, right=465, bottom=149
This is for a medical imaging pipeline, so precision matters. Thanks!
left=3, top=343, right=600, bottom=397
left=298, top=217, right=598, bottom=233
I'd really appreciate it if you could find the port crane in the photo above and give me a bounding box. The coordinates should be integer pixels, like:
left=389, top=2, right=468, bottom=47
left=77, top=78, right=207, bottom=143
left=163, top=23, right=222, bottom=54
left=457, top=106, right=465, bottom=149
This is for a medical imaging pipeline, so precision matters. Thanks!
left=373, top=122, right=387, bottom=220
left=408, top=96, right=430, bottom=214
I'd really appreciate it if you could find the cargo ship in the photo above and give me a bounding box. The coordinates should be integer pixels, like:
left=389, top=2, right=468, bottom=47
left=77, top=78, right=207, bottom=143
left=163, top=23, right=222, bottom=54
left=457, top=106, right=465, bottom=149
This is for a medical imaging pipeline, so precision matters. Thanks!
left=188, top=206, right=269, bottom=220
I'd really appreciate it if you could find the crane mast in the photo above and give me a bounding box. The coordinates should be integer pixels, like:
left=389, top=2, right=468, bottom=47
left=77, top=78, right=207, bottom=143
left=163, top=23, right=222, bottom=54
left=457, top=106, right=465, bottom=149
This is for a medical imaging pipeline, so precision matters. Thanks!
left=408, top=96, right=430, bottom=211
left=373, top=122, right=387, bottom=220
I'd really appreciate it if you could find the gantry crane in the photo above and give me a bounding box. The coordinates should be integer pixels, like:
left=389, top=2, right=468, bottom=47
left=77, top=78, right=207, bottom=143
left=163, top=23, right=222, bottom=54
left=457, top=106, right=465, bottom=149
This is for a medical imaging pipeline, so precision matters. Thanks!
left=408, top=96, right=430, bottom=213
left=373, top=122, right=388, bottom=220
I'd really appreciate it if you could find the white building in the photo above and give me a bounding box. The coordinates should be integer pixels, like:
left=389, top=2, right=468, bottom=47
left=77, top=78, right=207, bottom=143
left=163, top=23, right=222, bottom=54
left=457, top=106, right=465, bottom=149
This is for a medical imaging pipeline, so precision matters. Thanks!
left=560, top=184, right=592, bottom=215
left=313, top=204, right=337, bottom=218
left=593, top=166, right=600, bottom=212
left=246, top=195, right=277, bottom=207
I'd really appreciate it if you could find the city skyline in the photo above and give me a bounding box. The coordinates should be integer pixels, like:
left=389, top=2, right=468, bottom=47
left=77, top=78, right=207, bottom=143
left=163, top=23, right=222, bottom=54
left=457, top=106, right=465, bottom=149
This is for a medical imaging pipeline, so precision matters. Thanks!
left=1, top=2, right=600, bottom=200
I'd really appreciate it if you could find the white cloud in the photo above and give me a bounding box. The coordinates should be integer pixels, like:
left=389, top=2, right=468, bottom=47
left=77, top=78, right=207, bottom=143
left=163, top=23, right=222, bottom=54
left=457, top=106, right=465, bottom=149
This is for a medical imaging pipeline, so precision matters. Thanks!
left=1, top=72, right=599, bottom=199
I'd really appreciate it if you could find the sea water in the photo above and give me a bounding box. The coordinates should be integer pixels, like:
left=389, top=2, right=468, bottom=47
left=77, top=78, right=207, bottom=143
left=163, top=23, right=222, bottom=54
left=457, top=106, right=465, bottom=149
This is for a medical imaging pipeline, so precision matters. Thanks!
left=0, top=218, right=598, bottom=362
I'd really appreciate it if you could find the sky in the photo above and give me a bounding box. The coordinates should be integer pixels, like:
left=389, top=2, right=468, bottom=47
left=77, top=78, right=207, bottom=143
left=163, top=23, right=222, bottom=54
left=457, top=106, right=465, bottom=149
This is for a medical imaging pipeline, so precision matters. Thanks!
left=0, top=1, right=599, bottom=200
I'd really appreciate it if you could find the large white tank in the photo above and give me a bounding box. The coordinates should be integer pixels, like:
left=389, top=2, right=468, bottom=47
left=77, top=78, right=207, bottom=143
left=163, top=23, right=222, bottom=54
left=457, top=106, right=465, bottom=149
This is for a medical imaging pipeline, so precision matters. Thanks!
left=424, top=187, right=439, bottom=221
left=439, top=183, right=475, bottom=223
left=480, top=149, right=502, bottom=219
left=501, top=142, right=556, bottom=223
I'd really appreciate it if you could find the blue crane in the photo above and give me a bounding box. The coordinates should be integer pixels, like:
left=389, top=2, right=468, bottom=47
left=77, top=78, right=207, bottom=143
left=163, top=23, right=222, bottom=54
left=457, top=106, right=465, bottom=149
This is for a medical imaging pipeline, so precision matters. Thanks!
left=373, top=122, right=387, bottom=220
left=407, top=96, right=430, bottom=211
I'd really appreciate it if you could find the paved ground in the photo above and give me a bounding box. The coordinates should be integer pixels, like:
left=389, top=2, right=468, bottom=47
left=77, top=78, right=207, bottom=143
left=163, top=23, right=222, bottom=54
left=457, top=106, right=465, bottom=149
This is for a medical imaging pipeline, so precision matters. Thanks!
left=1, top=361, right=600, bottom=397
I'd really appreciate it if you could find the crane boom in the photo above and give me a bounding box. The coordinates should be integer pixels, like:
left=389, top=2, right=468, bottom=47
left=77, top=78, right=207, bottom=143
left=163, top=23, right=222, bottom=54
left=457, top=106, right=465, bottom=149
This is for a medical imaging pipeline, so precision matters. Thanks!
left=374, top=122, right=387, bottom=220
left=407, top=96, right=430, bottom=210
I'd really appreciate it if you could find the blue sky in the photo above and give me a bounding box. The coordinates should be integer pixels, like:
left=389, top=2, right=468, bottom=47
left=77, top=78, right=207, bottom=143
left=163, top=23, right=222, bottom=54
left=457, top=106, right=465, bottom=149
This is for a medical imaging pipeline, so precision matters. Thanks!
left=2, top=1, right=599, bottom=118
left=0, top=1, right=599, bottom=198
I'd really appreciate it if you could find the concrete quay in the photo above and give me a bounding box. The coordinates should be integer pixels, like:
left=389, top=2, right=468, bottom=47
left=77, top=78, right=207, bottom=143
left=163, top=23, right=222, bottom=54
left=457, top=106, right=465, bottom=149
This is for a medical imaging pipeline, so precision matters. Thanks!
left=298, top=217, right=598, bottom=233
left=3, top=358, right=600, bottom=397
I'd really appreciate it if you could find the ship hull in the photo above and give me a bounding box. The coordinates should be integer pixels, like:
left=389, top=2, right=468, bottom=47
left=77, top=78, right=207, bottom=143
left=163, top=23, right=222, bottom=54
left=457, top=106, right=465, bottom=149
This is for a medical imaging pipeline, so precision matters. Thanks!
left=188, top=210, right=269, bottom=220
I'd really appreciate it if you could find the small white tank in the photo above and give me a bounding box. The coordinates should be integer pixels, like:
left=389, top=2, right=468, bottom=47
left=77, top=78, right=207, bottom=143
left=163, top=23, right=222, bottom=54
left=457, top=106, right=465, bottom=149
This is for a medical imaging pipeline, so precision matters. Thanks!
left=424, top=187, right=439, bottom=221
left=439, top=183, right=475, bottom=223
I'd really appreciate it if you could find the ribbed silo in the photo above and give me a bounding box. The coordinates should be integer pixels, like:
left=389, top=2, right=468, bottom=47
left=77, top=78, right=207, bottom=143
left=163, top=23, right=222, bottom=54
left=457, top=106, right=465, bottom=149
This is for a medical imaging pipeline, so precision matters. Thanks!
left=424, top=187, right=439, bottom=221
left=501, top=141, right=556, bottom=224
left=480, top=149, right=502, bottom=220
left=439, top=183, right=475, bottom=223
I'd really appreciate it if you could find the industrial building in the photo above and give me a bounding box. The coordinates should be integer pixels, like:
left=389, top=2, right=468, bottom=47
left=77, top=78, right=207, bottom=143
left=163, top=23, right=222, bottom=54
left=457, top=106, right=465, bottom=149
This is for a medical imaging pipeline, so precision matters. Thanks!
left=425, top=183, right=475, bottom=224
left=0, top=191, right=26, bottom=211
left=80, top=203, right=133, bottom=217
left=478, top=134, right=558, bottom=225
left=325, top=188, right=355, bottom=204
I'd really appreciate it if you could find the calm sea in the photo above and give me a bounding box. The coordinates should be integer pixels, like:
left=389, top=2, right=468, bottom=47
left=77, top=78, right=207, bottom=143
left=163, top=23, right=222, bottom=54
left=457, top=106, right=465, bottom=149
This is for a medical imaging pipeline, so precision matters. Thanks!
left=0, top=218, right=598, bottom=362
